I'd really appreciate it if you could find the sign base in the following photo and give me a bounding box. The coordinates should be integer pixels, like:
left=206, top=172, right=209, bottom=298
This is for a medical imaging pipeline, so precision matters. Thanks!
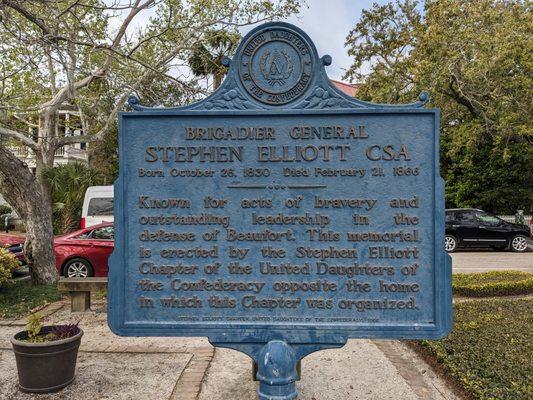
left=210, top=338, right=347, bottom=400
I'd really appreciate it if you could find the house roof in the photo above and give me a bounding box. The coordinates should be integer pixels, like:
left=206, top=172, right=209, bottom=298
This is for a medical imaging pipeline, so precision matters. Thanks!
left=331, top=79, right=360, bottom=97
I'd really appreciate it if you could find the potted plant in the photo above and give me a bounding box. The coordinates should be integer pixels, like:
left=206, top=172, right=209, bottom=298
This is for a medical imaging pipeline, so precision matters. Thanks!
left=11, top=312, right=83, bottom=393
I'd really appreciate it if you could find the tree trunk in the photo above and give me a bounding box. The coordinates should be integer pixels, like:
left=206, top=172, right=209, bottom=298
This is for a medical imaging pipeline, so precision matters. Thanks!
left=0, top=108, right=59, bottom=285
left=36, top=110, right=57, bottom=205
left=30, top=110, right=59, bottom=284
left=0, top=144, right=57, bottom=284
left=25, top=191, right=56, bottom=284
left=213, top=71, right=222, bottom=90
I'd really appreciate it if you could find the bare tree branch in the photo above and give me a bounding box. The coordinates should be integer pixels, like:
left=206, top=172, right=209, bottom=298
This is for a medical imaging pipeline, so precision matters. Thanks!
left=13, top=114, right=38, bottom=128
left=57, top=44, right=188, bottom=147
left=8, top=0, right=156, bottom=113
left=40, top=72, right=101, bottom=111
left=1, top=0, right=52, bottom=37
left=0, top=125, right=38, bottom=150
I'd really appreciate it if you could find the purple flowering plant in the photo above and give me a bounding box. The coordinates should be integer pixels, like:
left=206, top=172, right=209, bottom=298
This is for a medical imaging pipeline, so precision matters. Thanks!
left=24, top=313, right=80, bottom=342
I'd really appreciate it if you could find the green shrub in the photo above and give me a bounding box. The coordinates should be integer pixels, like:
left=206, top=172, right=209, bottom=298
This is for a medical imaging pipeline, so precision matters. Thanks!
left=0, top=247, right=19, bottom=287
left=0, top=204, right=12, bottom=215
left=453, top=271, right=533, bottom=297
left=42, top=163, right=103, bottom=234
left=417, top=298, right=533, bottom=400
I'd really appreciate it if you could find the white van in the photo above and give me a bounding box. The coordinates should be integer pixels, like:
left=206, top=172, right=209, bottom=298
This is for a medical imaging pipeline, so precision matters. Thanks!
left=81, top=186, right=114, bottom=228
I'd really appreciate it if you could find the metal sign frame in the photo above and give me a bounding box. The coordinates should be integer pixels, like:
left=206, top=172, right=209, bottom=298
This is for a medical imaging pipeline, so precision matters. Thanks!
left=109, top=22, right=451, bottom=400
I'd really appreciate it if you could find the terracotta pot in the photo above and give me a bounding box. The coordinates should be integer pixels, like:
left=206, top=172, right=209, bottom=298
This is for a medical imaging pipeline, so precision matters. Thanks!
left=11, top=326, right=83, bottom=393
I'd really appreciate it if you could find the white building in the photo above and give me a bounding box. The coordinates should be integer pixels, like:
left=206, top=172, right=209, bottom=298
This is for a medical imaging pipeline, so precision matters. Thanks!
left=7, top=107, right=88, bottom=175
left=1, top=107, right=88, bottom=210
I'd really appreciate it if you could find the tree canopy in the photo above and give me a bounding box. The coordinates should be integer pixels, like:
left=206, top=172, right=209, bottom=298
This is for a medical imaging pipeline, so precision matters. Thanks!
left=0, top=0, right=301, bottom=140
left=344, top=0, right=532, bottom=213
left=0, top=0, right=301, bottom=284
left=188, top=28, right=241, bottom=89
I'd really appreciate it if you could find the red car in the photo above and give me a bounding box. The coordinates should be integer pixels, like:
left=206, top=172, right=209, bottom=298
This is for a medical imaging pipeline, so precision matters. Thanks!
left=55, top=222, right=114, bottom=278
left=0, top=233, right=27, bottom=268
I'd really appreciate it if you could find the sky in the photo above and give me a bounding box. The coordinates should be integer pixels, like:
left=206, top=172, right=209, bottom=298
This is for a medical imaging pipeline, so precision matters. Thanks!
left=109, top=0, right=389, bottom=83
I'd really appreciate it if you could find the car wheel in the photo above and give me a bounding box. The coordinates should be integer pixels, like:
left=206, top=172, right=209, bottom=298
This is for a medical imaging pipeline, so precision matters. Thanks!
left=444, top=235, right=458, bottom=252
left=510, top=235, right=528, bottom=252
left=63, top=258, right=94, bottom=278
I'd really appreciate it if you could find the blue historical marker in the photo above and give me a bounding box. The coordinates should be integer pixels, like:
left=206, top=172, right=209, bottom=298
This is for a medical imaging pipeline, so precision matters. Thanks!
left=109, top=22, right=452, bottom=400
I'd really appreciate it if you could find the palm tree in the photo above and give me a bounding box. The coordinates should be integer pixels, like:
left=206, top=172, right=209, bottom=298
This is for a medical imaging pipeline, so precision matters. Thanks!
left=42, top=163, right=103, bottom=234
left=188, top=29, right=241, bottom=90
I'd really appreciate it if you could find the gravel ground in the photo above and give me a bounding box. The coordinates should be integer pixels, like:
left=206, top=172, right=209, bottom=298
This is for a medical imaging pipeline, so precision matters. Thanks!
left=0, top=300, right=209, bottom=400
left=0, top=350, right=190, bottom=400
left=0, top=298, right=462, bottom=400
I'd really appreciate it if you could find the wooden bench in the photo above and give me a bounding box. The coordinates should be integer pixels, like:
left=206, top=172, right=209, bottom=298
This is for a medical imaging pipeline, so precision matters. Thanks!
left=58, top=277, right=108, bottom=312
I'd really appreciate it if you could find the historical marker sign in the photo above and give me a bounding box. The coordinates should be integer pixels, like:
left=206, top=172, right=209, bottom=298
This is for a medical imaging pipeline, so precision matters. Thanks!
left=109, top=22, right=451, bottom=399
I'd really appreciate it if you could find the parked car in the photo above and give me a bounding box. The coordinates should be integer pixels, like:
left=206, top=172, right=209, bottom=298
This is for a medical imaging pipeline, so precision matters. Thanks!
left=81, top=186, right=114, bottom=228
left=0, top=233, right=24, bottom=247
left=445, top=208, right=530, bottom=252
left=7, top=242, right=26, bottom=266
left=55, top=222, right=114, bottom=278
left=1, top=234, right=27, bottom=275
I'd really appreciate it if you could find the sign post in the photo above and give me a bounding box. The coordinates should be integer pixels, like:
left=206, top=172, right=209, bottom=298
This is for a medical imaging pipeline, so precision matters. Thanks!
left=109, top=22, right=451, bottom=400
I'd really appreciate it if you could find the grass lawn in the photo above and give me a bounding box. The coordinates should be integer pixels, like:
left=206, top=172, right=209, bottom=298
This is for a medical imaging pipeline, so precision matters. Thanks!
left=415, top=298, right=533, bottom=400
left=0, top=279, right=62, bottom=319
left=453, top=270, right=533, bottom=297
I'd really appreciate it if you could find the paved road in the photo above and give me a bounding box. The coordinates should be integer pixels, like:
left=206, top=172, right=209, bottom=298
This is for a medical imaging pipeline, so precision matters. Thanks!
left=451, top=246, right=533, bottom=273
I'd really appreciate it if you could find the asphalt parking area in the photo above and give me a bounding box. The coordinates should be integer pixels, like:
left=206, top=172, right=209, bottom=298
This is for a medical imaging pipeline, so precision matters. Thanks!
left=450, top=246, right=533, bottom=273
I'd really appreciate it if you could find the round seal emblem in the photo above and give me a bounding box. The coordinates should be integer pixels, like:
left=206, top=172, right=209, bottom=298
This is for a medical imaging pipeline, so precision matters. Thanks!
left=238, top=27, right=314, bottom=105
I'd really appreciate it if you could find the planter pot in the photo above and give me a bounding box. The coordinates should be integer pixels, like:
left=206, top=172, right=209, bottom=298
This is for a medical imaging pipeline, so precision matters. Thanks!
left=11, top=326, right=83, bottom=393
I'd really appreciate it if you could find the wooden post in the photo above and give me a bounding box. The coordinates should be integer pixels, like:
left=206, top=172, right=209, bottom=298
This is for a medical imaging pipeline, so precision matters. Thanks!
left=70, top=291, right=90, bottom=312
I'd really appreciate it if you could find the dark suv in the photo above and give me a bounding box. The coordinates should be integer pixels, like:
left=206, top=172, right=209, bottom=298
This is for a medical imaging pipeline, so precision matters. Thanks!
left=445, top=209, right=530, bottom=252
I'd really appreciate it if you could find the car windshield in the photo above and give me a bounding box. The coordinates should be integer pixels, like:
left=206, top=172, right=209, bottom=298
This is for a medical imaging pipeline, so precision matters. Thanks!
left=73, top=226, right=114, bottom=240
left=91, top=226, right=114, bottom=240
